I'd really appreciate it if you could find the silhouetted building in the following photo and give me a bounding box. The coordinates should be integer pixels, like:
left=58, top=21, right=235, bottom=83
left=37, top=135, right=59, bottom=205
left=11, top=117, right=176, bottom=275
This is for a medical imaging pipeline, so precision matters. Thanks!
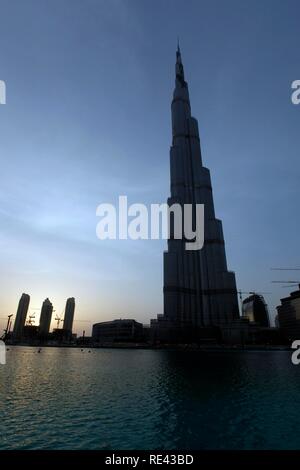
left=13, top=293, right=30, bottom=339
left=23, top=325, right=39, bottom=340
left=277, top=285, right=300, bottom=341
left=39, top=298, right=53, bottom=336
left=154, top=45, right=239, bottom=338
left=76, top=335, right=92, bottom=346
left=150, top=315, right=220, bottom=344
left=221, top=318, right=283, bottom=345
left=242, top=294, right=270, bottom=327
left=92, top=319, right=144, bottom=343
left=221, top=318, right=253, bottom=345
left=52, top=328, right=76, bottom=343
left=63, top=297, right=75, bottom=335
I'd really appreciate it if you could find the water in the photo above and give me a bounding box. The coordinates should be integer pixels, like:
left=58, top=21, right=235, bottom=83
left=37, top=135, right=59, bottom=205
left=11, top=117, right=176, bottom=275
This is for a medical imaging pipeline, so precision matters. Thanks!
left=0, top=346, right=299, bottom=450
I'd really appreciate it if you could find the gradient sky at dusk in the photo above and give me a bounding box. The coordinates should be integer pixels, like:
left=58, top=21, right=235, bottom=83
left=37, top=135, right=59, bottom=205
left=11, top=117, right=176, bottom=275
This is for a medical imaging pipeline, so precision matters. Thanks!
left=0, top=0, right=299, bottom=334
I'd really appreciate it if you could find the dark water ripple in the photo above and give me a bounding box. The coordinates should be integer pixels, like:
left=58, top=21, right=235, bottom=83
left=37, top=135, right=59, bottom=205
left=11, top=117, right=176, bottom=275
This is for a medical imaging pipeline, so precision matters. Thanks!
left=1, top=347, right=300, bottom=449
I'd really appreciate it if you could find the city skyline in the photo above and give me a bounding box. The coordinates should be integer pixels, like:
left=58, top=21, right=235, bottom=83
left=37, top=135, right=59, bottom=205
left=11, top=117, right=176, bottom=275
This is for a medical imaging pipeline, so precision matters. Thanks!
left=1, top=0, right=300, bottom=335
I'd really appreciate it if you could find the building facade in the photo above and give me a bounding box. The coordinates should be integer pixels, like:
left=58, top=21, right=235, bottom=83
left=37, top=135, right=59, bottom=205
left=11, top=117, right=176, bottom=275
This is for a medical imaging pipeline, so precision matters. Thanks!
left=242, top=294, right=270, bottom=327
left=92, top=319, right=144, bottom=343
left=63, top=297, right=75, bottom=334
left=277, top=286, right=300, bottom=341
left=13, top=293, right=30, bottom=339
left=39, top=298, right=53, bottom=336
left=162, top=46, right=239, bottom=329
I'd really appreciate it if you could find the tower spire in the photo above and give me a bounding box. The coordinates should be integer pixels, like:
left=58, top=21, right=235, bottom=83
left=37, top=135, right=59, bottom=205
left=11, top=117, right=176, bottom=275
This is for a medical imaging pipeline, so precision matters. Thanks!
left=175, top=41, right=185, bottom=87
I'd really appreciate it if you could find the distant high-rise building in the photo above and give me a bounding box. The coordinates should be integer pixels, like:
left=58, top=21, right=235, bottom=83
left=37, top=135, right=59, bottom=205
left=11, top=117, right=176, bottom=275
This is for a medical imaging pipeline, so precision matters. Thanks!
left=242, top=294, right=270, bottom=327
left=163, top=45, right=239, bottom=328
left=39, top=298, right=53, bottom=336
left=277, top=285, right=300, bottom=341
left=13, top=293, right=30, bottom=339
left=63, top=297, right=75, bottom=334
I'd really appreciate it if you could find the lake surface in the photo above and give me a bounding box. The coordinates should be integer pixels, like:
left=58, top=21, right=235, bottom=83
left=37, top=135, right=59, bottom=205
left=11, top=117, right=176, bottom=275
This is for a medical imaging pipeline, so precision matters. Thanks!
left=0, top=346, right=299, bottom=450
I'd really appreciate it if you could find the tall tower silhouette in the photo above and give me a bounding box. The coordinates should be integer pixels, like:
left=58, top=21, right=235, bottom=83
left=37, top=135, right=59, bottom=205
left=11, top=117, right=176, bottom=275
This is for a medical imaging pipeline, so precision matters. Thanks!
left=63, top=297, right=75, bottom=334
left=163, top=45, right=239, bottom=326
left=13, top=293, right=30, bottom=339
left=39, top=298, right=53, bottom=336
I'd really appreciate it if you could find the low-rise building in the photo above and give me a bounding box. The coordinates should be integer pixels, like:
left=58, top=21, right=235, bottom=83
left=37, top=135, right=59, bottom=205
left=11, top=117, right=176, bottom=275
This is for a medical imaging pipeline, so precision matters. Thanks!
left=92, top=319, right=144, bottom=344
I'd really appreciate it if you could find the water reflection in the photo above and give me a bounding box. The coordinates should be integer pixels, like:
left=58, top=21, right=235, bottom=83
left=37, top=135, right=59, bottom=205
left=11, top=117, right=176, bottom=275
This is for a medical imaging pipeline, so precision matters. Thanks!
left=0, top=347, right=299, bottom=449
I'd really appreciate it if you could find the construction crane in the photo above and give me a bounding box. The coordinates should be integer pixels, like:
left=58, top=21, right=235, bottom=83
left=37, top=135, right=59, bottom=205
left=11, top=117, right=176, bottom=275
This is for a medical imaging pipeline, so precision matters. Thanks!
left=54, top=308, right=66, bottom=329
left=271, top=280, right=300, bottom=286
left=55, top=315, right=63, bottom=329
left=271, top=281, right=300, bottom=288
left=26, top=314, right=36, bottom=326
left=270, top=267, right=300, bottom=288
left=1, top=314, right=13, bottom=341
left=271, top=268, right=300, bottom=271
left=281, top=284, right=299, bottom=288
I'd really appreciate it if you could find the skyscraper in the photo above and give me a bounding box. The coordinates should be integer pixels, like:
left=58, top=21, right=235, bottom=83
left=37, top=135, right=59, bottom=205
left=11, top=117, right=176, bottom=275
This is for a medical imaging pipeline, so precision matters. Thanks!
left=163, top=45, right=239, bottom=327
left=242, top=294, right=270, bottom=327
left=13, top=293, right=30, bottom=339
left=63, top=297, right=75, bottom=334
left=277, top=285, right=300, bottom=341
left=39, top=298, right=53, bottom=336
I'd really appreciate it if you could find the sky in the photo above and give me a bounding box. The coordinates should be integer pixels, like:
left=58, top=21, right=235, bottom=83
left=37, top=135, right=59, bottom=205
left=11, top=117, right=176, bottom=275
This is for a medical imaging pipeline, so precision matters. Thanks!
left=0, top=0, right=299, bottom=334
